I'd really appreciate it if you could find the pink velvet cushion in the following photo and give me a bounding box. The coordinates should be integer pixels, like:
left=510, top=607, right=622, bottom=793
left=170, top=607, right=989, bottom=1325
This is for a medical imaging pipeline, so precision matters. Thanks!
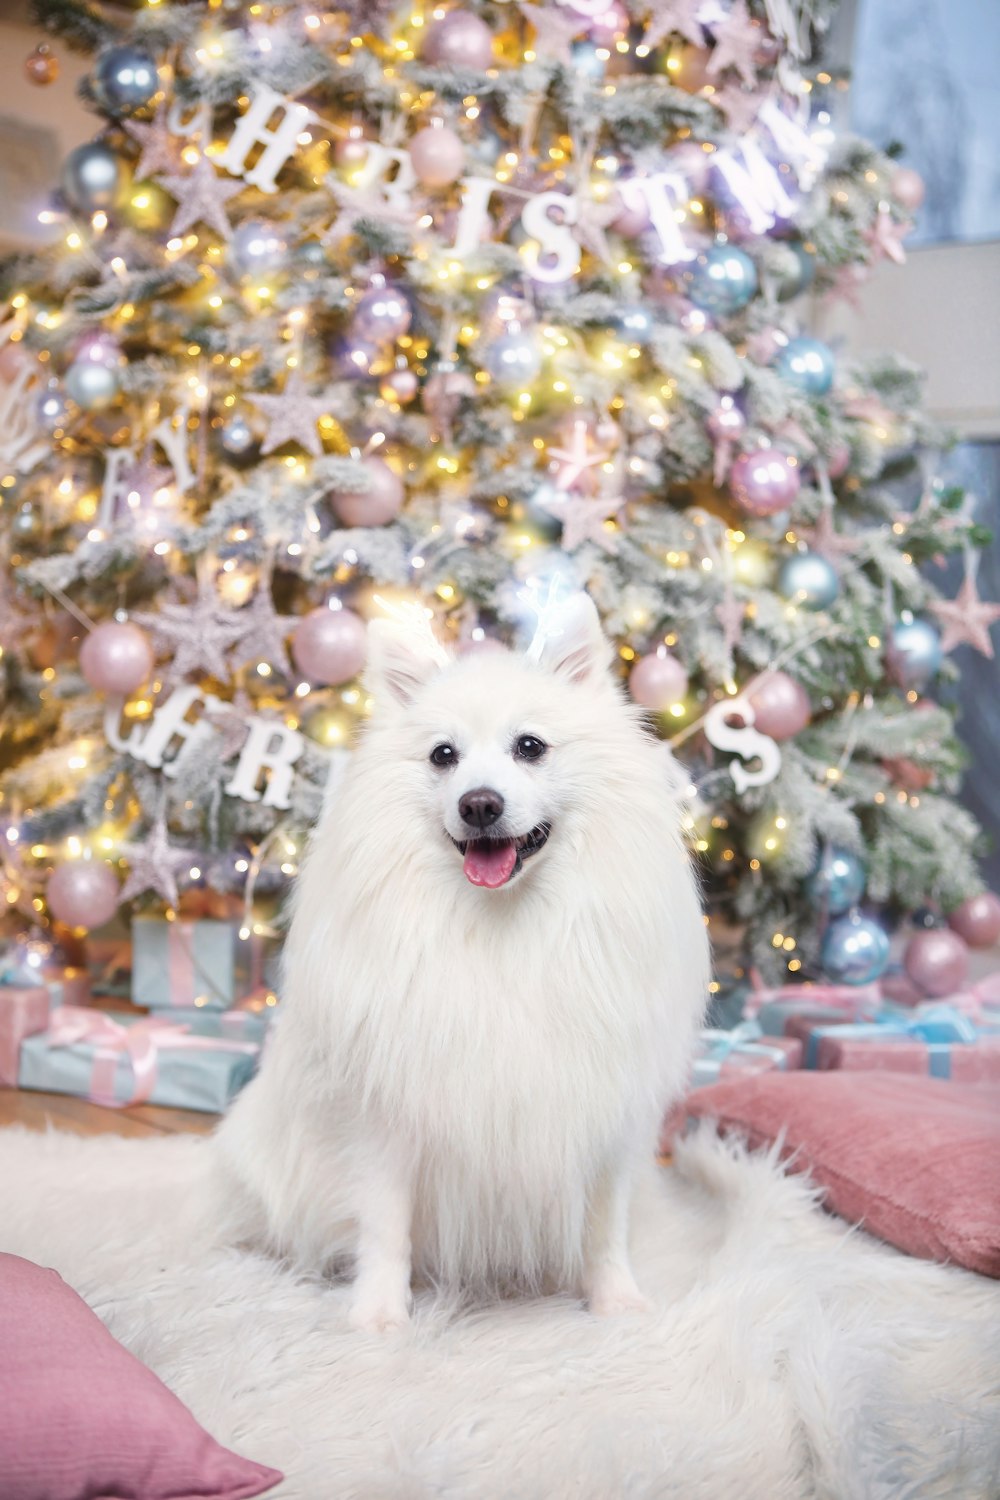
left=686, top=1072, right=1000, bottom=1278
left=0, top=1253, right=283, bottom=1500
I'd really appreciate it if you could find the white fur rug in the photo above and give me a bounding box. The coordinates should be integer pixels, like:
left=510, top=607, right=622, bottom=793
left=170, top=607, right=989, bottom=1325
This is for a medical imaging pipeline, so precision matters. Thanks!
left=1, top=1123, right=998, bottom=1500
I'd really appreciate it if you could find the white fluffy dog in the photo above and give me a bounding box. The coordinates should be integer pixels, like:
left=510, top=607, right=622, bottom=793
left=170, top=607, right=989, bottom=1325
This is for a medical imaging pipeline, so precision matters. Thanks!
left=217, top=595, right=708, bottom=1332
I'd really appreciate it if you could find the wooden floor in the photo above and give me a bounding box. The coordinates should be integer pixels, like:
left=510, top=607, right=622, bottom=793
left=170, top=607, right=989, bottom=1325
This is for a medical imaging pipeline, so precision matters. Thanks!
left=0, top=1088, right=216, bottom=1137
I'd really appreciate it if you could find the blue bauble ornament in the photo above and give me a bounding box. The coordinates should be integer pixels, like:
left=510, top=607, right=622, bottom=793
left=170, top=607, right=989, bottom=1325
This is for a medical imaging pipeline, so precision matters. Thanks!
left=617, top=306, right=654, bottom=344
left=64, top=358, right=120, bottom=410
left=62, top=142, right=121, bottom=215
left=775, top=336, right=836, bottom=397
left=806, top=846, right=866, bottom=916
left=228, top=220, right=287, bottom=279
left=571, top=40, right=607, bottom=80
left=778, top=551, right=839, bottom=610
left=94, top=45, right=158, bottom=115
left=887, top=617, right=942, bottom=690
left=480, top=325, right=542, bottom=387
left=821, top=911, right=890, bottom=985
left=684, top=245, right=758, bottom=316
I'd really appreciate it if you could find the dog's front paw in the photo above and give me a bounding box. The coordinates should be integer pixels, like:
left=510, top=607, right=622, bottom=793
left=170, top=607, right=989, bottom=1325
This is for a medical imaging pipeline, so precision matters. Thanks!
left=348, top=1287, right=411, bottom=1336
left=585, top=1265, right=650, bottom=1318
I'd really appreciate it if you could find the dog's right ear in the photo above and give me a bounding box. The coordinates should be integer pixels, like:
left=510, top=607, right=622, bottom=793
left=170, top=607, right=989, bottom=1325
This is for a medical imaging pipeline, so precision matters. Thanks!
left=366, top=619, right=449, bottom=707
left=533, top=592, right=611, bottom=686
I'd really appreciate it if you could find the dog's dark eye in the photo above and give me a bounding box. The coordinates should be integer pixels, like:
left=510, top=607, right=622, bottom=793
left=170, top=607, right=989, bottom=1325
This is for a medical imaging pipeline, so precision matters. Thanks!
left=429, top=743, right=457, bottom=768
left=514, top=735, right=547, bottom=762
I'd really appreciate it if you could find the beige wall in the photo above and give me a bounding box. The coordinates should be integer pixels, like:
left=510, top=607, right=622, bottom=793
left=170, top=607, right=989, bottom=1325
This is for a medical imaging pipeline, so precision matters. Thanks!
left=0, top=9, right=94, bottom=252
left=819, top=240, right=1000, bottom=441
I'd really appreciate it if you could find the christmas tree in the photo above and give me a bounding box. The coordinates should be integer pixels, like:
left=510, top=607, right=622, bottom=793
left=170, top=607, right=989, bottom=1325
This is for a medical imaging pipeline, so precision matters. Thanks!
left=2, top=0, right=998, bottom=997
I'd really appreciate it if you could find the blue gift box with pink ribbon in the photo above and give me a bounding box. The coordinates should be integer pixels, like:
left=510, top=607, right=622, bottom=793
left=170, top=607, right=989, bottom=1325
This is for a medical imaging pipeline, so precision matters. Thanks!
left=131, top=916, right=262, bottom=1011
left=17, top=1005, right=259, bottom=1113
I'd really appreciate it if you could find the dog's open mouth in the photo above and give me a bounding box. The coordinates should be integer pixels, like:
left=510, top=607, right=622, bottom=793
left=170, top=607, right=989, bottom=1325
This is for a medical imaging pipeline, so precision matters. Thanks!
left=450, top=823, right=551, bottom=888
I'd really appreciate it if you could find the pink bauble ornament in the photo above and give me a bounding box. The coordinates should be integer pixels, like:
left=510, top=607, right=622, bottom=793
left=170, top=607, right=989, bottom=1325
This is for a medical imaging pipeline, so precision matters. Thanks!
left=729, top=447, right=800, bottom=516
left=73, top=330, right=123, bottom=369
left=47, top=858, right=120, bottom=930
left=891, top=166, right=925, bottom=213
left=409, top=124, right=466, bottom=188
left=291, top=606, right=367, bottom=686
left=334, top=127, right=369, bottom=169
left=380, top=367, right=419, bottom=405
left=331, top=456, right=404, bottom=527
left=79, top=621, right=154, bottom=694
left=628, top=650, right=688, bottom=711
left=423, top=11, right=495, bottom=70
left=706, top=397, right=746, bottom=442
left=903, top=928, right=969, bottom=999
left=609, top=186, right=651, bottom=237
left=948, top=892, right=1000, bottom=950
left=747, top=671, right=810, bottom=740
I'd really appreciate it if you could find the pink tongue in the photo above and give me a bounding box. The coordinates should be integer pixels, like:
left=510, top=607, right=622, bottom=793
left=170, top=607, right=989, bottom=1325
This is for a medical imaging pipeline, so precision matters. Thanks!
left=463, top=839, right=518, bottom=888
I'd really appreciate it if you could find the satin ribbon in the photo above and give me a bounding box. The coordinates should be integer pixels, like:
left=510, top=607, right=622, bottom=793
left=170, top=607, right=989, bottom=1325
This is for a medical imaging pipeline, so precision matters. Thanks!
left=162, top=922, right=268, bottom=1008
left=743, top=968, right=882, bottom=1020
left=45, top=1005, right=257, bottom=1110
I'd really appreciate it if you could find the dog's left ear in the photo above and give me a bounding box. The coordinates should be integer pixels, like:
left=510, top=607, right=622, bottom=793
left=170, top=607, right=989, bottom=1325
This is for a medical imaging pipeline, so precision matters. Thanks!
left=535, top=593, right=611, bottom=686
left=366, top=619, right=449, bottom=707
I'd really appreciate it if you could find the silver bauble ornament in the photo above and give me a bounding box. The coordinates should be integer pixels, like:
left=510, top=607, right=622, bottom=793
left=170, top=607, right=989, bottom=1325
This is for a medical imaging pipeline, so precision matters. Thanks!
left=480, top=324, right=542, bottom=387
left=219, top=414, right=257, bottom=458
left=352, top=282, right=412, bottom=344
left=94, top=44, right=158, bottom=115
left=62, top=141, right=121, bottom=215
left=886, top=617, right=942, bottom=690
left=37, top=384, right=71, bottom=432
left=229, top=219, right=288, bottom=279
left=65, top=357, right=121, bottom=410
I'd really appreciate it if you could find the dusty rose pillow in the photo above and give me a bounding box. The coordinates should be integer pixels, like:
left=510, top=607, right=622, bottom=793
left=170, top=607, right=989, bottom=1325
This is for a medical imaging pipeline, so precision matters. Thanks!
left=686, top=1072, right=1000, bottom=1277
left=0, top=1253, right=283, bottom=1500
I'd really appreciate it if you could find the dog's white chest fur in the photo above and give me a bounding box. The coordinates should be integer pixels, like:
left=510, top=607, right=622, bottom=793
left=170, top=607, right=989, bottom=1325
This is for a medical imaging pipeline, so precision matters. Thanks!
left=217, top=599, right=709, bottom=1325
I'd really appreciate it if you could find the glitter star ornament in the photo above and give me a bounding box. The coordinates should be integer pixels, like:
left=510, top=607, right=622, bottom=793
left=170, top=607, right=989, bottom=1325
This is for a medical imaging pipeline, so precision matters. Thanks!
left=125, top=104, right=180, bottom=179
left=518, top=2, right=581, bottom=63
left=204, top=689, right=255, bottom=760
left=800, top=505, right=859, bottom=562
left=866, top=207, right=908, bottom=266
left=706, top=0, right=760, bottom=86
left=248, top=371, right=334, bottom=457
left=930, top=568, right=1000, bottom=658
left=537, top=490, right=621, bottom=552
left=228, top=584, right=296, bottom=676
left=644, top=0, right=707, bottom=49
left=134, top=586, right=247, bottom=683
left=549, top=420, right=609, bottom=492
left=119, top=811, right=198, bottom=907
left=159, top=154, right=244, bottom=240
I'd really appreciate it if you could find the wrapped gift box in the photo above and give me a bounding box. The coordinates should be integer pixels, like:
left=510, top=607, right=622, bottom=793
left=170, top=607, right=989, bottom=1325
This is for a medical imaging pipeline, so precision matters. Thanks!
left=787, top=1002, right=999, bottom=1079
left=0, top=985, right=50, bottom=1088
left=148, top=1003, right=278, bottom=1046
left=18, top=1006, right=259, bottom=1113
left=131, top=917, right=259, bottom=1010
left=690, top=1024, right=803, bottom=1089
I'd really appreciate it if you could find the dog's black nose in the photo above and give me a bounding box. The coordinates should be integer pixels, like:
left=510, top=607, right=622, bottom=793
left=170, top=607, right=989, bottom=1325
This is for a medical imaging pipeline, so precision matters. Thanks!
left=459, top=788, right=505, bottom=828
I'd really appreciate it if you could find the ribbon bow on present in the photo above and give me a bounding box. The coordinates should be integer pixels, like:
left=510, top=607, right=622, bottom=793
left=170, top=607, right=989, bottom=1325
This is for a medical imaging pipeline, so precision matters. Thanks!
left=742, top=968, right=882, bottom=1020
left=46, top=1005, right=258, bottom=1110
left=693, top=1019, right=796, bottom=1082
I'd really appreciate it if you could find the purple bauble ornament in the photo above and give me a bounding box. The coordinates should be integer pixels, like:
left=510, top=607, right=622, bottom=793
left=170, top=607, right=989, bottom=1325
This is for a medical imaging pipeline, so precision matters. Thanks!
left=72, top=330, right=123, bottom=369
left=410, top=124, right=466, bottom=188
left=331, top=456, right=404, bottom=527
left=903, top=928, right=969, bottom=999
left=47, top=858, right=120, bottom=930
left=380, top=367, right=419, bottom=405
left=706, top=396, right=746, bottom=443
left=79, top=620, right=154, bottom=695
left=729, top=446, right=800, bottom=517
left=628, top=650, right=688, bottom=711
left=423, top=11, right=495, bottom=70
left=890, top=165, right=925, bottom=213
left=352, top=281, right=412, bottom=345
left=948, top=892, right=1000, bottom=950
left=747, top=671, right=810, bottom=740
left=291, top=606, right=367, bottom=686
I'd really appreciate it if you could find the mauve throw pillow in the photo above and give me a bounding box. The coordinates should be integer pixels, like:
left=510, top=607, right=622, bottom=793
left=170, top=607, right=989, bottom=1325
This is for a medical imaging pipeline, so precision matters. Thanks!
left=686, top=1072, right=1000, bottom=1278
left=0, top=1253, right=283, bottom=1500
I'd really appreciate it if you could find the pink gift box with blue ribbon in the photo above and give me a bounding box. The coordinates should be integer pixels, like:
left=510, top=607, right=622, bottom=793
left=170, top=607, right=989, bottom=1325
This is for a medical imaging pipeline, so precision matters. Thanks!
left=787, top=1003, right=1000, bottom=1081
